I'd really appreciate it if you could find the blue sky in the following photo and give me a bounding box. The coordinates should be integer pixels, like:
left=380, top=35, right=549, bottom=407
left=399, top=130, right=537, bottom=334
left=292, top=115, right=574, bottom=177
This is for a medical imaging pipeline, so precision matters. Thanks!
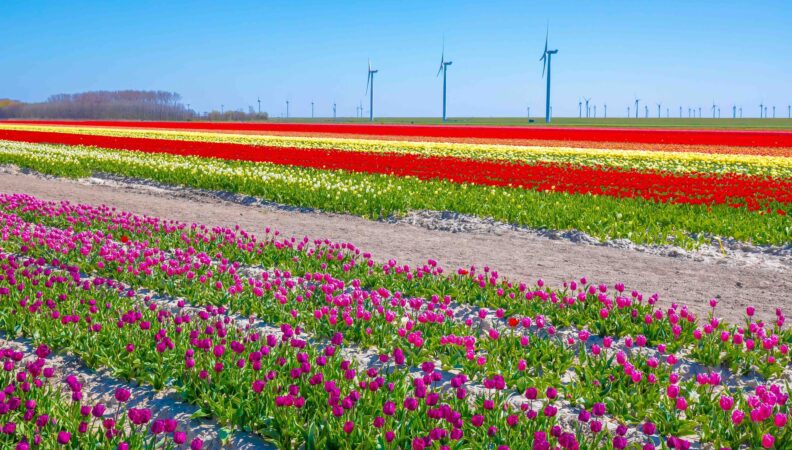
left=1, top=0, right=790, bottom=118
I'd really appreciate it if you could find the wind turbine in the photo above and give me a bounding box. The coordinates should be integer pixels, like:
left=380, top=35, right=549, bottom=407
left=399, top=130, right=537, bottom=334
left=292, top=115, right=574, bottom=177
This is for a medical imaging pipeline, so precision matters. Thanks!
left=764, top=106, right=768, bottom=118
left=540, top=27, right=559, bottom=123
left=739, top=107, right=743, bottom=118
left=311, top=101, right=314, bottom=119
left=627, top=106, right=630, bottom=118
left=733, top=105, right=736, bottom=119
left=584, top=97, right=591, bottom=118
left=712, top=101, right=717, bottom=119
left=437, top=39, right=453, bottom=122
left=666, top=107, right=669, bottom=118
left=365, top=60, right=378, bottom=122
left=718, top=107, right=721, bottom=119
left=634, top=97, right=640, bottom=118
left=759, top=102, right=764, bottom=118
left=285, top=101, right=289, bottom=118
left=789, top=105, right=791, bottom=118
left=644, top=105, right=648, bottom=118
left=679, top=106, right=682, bottom=118
left=593, top=104, right=597, bottom=118
left=698, top=107, right=702, bottom=118
left=257, top=97, right=261, bottom=114
left=657, top=103, right=662, bottom=118
left=578, top=99, right=582, bottom=118
left=604, top=104, right=607, bottom=118
left=333, top=102, right=337, bottom=120
left=773, top=106, right=776, bottom=118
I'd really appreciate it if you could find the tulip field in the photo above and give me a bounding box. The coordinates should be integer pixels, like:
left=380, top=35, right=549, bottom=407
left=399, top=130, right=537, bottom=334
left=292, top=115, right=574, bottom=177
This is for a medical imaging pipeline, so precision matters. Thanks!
left=0, top=121, right=790, bottom=247
left=0, top=191, right=789, bottom=449
left=0, top=120, right=790, bottom=449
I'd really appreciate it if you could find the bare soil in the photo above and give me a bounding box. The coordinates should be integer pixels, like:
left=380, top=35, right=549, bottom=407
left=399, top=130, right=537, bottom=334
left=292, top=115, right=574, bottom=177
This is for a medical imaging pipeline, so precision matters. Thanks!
left=1, top=170, right=789, bottom=325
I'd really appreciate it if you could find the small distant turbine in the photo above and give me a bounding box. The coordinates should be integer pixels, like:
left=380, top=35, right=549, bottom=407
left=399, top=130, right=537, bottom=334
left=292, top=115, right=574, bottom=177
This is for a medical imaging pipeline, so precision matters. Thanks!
left=578, top=99, right=582, bottom=118
left=257, top=97, right=261, bottom=114
left=657, top=102, right=662, bottom=118
left=644, top=105, right=648, bottom=118
left=604, top=104, right=607, bottom=118
left=365, top=60, right=379, bottom=122
left=333, top=102, right=337, bottom=120
left=679, top=106, right=682, bottom=118
left=759, top=102, right=764, bottom=118
left=437, top=39, right=453, bottom=122
left=733, top=105, right=736, bottom=119
left=285, top=101, right=289, bottom=118
left=773, top=105, right=776, bottom=118
left=540, top=27, right=559, bottom=123
left=584, top=97, right=591, bottom=118
left=712, top=101, right=717, bottom=119
left=311, top=101, right=314, bottom=119
left=634, top=97, right=640, bottom=119
left=627, top=106, right=630, bottom=117
left=593, top=104, right=597, bottom=118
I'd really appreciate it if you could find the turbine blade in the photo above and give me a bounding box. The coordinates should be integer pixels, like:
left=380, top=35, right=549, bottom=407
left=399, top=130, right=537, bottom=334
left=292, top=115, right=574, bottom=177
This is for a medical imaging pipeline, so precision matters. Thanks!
left=365, top=72, right=370, bottom=96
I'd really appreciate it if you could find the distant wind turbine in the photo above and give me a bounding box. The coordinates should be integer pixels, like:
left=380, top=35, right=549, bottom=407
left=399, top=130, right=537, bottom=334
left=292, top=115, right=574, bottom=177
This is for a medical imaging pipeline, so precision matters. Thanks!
left=540, top=27, right=559, bottom=123
left=578, top=99, right=582, bottom=118
left=644, top=105, right=648, bottom=118
left=437, top=39, right=453, bottom=122
left=679, top=106, right=682, bottom=118
left=759, top=102, right=764, bottom=118
left=627, top=106, right=630, bottom=118
left=657, top=103, right=662, bottom=118
left=285, top=101, right=289, bottom=118
left=257, top=97, right=261, bottom=114
left=604, top=104, right=607, bottom=118
left=732, top=105, right=736, bottom=119
left=634, top=97, right=640, bottom=119
left=365, top=60, right=378, bottom=122
left=773, top=106, right=776, bottom=118
left=584, top=97, right=591, bottom=118
left=712, top=101, right=717, bottom=119
left=311, top=101, right=314, bottom=119
left=593, top=104, right=597, bottom=118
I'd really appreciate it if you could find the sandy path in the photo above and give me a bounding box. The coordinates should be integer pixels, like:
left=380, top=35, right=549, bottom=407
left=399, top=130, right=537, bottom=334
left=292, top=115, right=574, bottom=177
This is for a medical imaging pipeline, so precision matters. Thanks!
left=1, top=171, right=789, bottom=325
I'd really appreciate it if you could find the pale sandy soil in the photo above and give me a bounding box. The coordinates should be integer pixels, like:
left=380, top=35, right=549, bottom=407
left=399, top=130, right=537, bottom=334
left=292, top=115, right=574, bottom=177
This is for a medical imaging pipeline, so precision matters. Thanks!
left=0, top=170, right=789, bottom=325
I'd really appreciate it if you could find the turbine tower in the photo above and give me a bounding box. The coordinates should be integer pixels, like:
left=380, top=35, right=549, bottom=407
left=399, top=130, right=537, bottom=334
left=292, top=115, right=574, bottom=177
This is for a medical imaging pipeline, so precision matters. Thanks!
left=712, top=101, right=717, bottom=119
left=311, top=101, right=314, bottom=119
left=578, top=99, right=582, bottom=118
left=634, top=97, right=640, bottom=119
left=627, top=106, right=630, bottom=118
left=437, top=39, right=453, bottom=122
left=593, top=104, right=597, bottom=118
left=584, top=97, right=591, bottom=118
left=540, top=27, right=559, bottom=123
left=333, top=102, right=337, bottom=119
left=257, top=97, right=261, bottom=114
left=604, top=104, right=607, bottom=118
left=679, top=106, right=682, bottom=118
left=733, top=105, right=736, bottom=119
left=285, top=101, right=289, bottom=119
left=644, top=105, right=648, bottom=118
left=365, top=60, right=378, bottom=122
left=759, top=102, right=764, bottom=118
left=657, top=103, right=662, bottom=118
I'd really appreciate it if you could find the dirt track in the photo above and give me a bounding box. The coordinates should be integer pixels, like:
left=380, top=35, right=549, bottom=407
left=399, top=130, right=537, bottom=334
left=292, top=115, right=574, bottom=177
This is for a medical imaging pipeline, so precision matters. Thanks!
left=1, top=170, right=789, bottom=325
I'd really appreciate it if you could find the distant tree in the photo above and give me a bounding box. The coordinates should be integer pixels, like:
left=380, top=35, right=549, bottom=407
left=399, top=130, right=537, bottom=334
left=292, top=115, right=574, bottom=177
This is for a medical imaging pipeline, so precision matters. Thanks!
left=0, top=90, right=268, bottom=121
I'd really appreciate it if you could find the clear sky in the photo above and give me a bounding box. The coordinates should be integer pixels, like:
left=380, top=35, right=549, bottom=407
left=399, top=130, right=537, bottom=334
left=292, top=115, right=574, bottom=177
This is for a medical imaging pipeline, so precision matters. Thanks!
left=1, top=0, right=790, bottom=118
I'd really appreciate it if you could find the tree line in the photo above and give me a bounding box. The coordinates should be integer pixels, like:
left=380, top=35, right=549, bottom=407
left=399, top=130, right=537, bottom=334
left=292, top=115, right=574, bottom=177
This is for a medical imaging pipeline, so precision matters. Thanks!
left=0, top=90, right=268, bottom=121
